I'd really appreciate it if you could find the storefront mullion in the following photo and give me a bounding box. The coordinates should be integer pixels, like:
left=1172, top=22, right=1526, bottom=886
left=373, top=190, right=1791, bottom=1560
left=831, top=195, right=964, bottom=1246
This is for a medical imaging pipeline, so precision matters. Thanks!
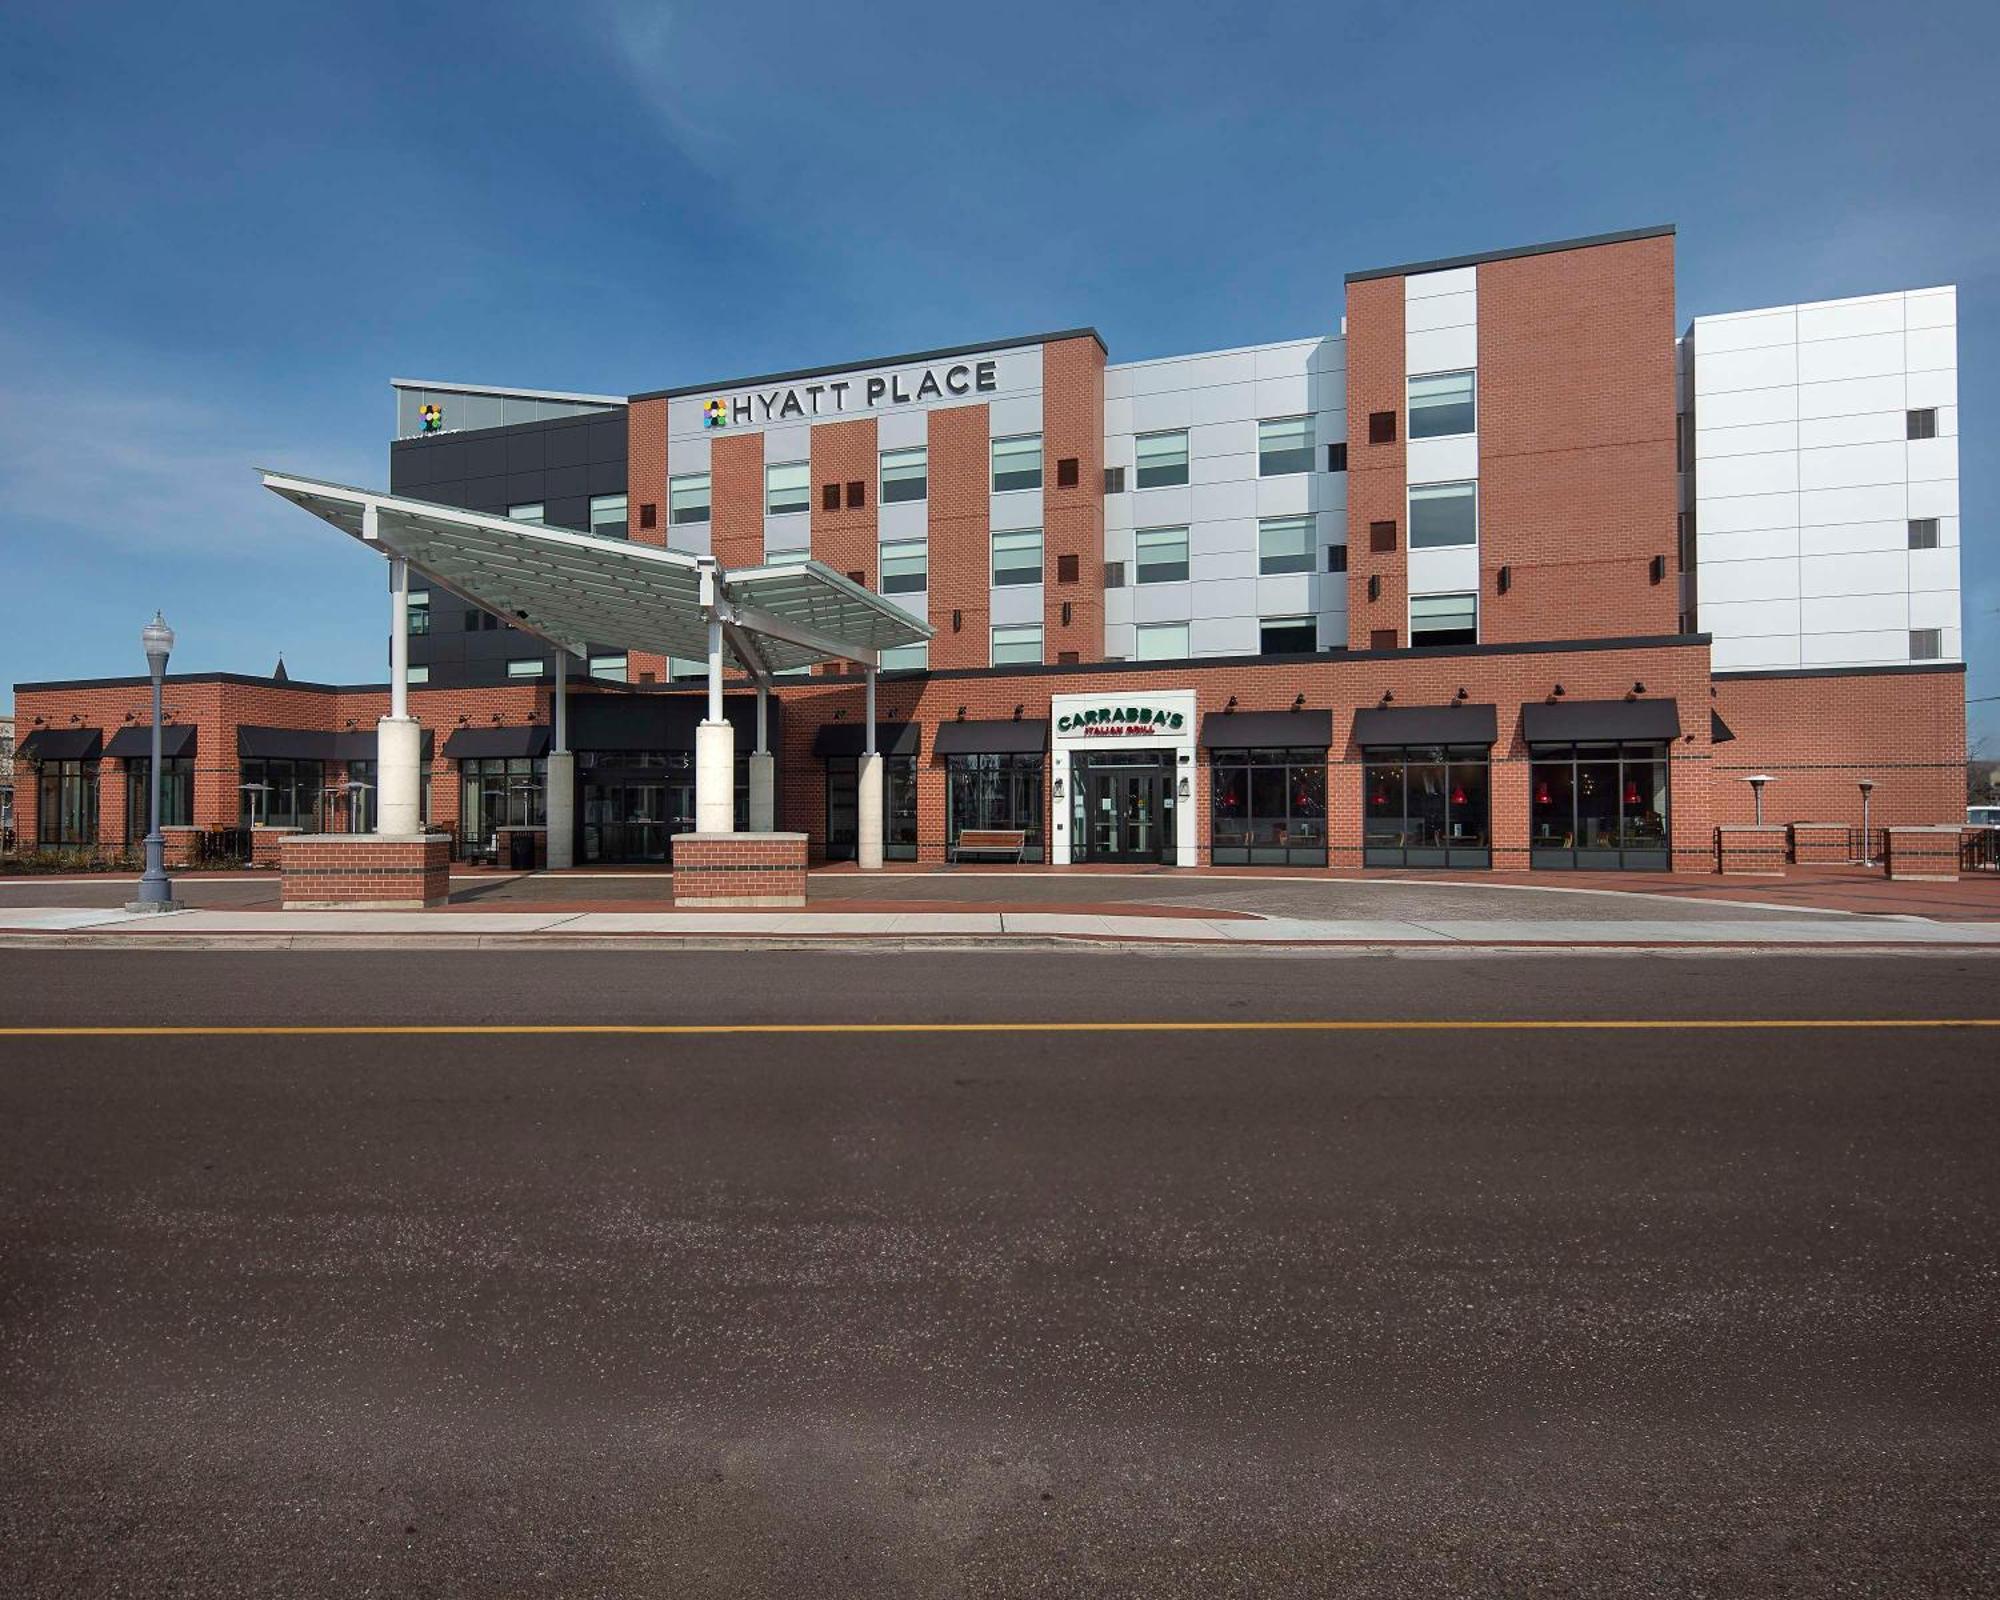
left=1209, top=747, right=1328, bottom=867
left=1362, top=744, right=1492, bottom=868
left=1528, top=743, right=1672, bottom=870
left=37, top=760, right=100, bottom=846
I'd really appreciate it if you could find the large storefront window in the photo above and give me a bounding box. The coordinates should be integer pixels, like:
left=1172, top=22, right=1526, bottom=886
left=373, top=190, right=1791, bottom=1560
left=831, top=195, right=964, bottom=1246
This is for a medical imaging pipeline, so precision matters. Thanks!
left=576, top=751, right=749, bottom=863
left=240, top=757, right=323, bottom=830
left=124, top=756, right=194, bottom=837
left=460, top=757, right=546, bottom=854
left=38, top=760, right=99, bottom=846
left=1529, top=743, right=1670, bottom=870
left=825, top=755, right=918, bottom=862
left=1363, top=746, right=1491, bottom=868
left=1209, top=748, right=1327, bottom=866
left=946, top=754, right=1044, bottom=862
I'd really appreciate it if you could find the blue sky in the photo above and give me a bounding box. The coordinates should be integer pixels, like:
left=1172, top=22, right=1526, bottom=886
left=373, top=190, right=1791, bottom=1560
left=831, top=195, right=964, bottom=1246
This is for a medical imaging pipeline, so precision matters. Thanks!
left=3, top=0, right=1995, bottom=747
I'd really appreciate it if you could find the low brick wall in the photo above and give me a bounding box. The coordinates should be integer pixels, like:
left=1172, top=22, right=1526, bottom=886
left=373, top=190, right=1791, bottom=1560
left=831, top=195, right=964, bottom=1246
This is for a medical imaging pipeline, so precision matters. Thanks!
left=1884, top=826, right=1961, bottom=883
left=251, top=826, right=301, bottom=867
left=1788, top=822, right=1852, bottom=865
left=672, top=832, right=808, bottom=907
left=1715, top=824, right=1788, bottom=876
left=280, top=833, right=452, bottom=908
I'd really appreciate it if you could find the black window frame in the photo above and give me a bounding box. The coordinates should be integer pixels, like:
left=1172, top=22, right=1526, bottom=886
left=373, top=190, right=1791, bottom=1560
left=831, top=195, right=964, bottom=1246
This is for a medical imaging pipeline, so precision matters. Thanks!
left=823, top=753, right=919, bottom=862
left=1362, top=744, right=1492, bottom=870
left=1208, top=746, right=1327, bottom=867
left=1528, top=741, right=1671, bottom=871
left=239, top=756, right=325, bottom=832
left=945, top=752, right=1045, bottom=862
left=36, top=758, right=100, bottom=847
left=124, top=754, right=195, bottom=837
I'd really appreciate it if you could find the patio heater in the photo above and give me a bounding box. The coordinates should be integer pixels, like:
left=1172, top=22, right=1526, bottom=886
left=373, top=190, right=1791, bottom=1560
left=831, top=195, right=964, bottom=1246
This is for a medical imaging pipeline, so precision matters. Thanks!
left=1743, top=773, right=1773, bottom=826
left=1858, top=779, right=1875, bottom=866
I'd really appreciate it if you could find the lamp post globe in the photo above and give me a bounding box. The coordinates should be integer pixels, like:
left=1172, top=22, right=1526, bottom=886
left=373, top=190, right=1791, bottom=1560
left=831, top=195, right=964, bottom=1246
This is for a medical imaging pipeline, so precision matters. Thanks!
left=130, top=612, right=181, bottom=912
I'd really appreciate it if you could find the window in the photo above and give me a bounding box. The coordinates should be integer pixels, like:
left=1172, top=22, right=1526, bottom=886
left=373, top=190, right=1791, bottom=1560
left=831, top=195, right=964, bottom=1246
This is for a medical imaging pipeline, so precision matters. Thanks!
left=1104, top=466, right=1126, bottom=494
left=1135, top=430, right=1189, bottom=488
left=1530, top=742, right=1670, bottom=870
left=1104, top=560, right=1126, bottom=588
left=1210, top=747, right=1327, bottom=867
left=993, top=434, right=1043, bottom=492
left=1260, top=616, right=1317, bottom=654
left=1134, top=622, right=1188, bottom=661
left=508, top=502, right=545, bottom=524
left=408, top=589, right=431, bottom=635
left=1056, top=457, right=1079, bottom=488
left=1364, top=746, right=1491, bottom=868
left=37, top=759, right=99, bottom=845
left=639, top=501, right=658, bottom=530
left=1678, top=512, right=1696, bottom=572
left=880, top=642, right=930, bottom=671
left=460, top=756, right=546, bottom=849
left=826, top=753, right=919, bottom=862
left=1258, top=516, right=1315, bottom=575
left=1368, top=410, right=1397, bottom=445
left=1370, top=628, right=1398, bottom=650
left=766, top=461, right=810, bottom=516
left=125, top=756, right=194, bottom=836
left=1907, top=408, right=1938, bottom=440
left=668, top=472, right=711, bottom=524
left=1057, top=552, right=1080, bottom=584
left=239, top=757, right=322, bottom=831
left=667, top=657, right=706, bottom=681
left=845, top=480, right=865, bottom=509
left=947, top=753, right=1045, bottom=861
left=1909, top=518, right=1940, bottom=550
left=1327, top=442, right=1348, bottom=473
left=1910, top=628, right=1943, bottom=661
left=1410, top=592, right=1477, bottom=646
left=880, top=446, right=927, bottom=504
left=880, top=539, right=928, bottom=594
left=1409, top=370, right=1476, bottom=438
left=1134, top=526, right=1188, bottom=584
left=992, top=527, right=1044, bottom=586
left=588, top=654, right=628, bottom=682
left=1409, top=481, right=1477, bottom=548
left=406, top=665, right=430, bottom=685
left=1327, top=544, right=1348, bottom=573
left=765, top=530, right=811, bottom=561
left=589, top=493, right=628, bottom=540
left=1370, top=520, right=1397, bottom=553
left=991, top=623, right=1043, bottom=665
left=1258, top=416, right=1314, bottom=475
left=507, top=658, right=545, bottom=678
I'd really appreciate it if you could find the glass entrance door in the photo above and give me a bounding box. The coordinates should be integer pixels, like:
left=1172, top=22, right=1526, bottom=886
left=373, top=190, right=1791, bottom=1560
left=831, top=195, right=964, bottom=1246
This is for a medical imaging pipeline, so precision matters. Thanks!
left=1077, top=757, right=1173, bottom=864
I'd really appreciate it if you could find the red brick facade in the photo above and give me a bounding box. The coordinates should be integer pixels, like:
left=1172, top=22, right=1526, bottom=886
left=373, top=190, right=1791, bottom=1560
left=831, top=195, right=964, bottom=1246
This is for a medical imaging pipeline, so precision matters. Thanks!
left=1344, top=276, right=1408, bottom=649
left=926, top=403, right=992, bottom=671
left=708, top=430, right=764, bottom=571
left=671, top=832, right=807, bottom=906
left=279, top=833, right=451, bottom=907
left=1042, top=335, right=1106, bottom=663
left=625, top=395, right=670, bottom=685
left=809, top=417, right=879, bottom=678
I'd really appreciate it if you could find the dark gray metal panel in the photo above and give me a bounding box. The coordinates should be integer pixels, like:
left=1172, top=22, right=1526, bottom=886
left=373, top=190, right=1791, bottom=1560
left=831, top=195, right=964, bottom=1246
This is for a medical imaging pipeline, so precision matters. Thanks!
left=1198, top=709, right=1335, bottom=749
left=441, top=725, right=553, bottom=759
left=1349, top=704, right=1498, bottom=747
left=237, top=725, right=340, bottom=760
left=104, top=724, right=198, bottom=759
left=932, top=719, right=1047, bottom=755
left=811, top=721, right=919, bottom=758
left=17, top=727, right=103, bottom=761
left=1521, top=698, right=1681, bottom=744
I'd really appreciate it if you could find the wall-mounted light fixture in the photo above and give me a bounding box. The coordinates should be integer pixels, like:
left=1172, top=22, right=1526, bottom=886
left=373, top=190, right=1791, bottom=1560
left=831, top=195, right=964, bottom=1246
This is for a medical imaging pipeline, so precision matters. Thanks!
left=1632, top=681, right=1646, bottom=695
left=1292, top=693, right=1306, bottom=710
left=1552, top=684, right=1566, bottom=698
left=1052, top=777, right=1065, bottom=801
left=1455, top=686, right=1469, bottom=701
left=1225, top=695, right=1238, bottom=711
left=1177, top=776, right=1191, bottom=800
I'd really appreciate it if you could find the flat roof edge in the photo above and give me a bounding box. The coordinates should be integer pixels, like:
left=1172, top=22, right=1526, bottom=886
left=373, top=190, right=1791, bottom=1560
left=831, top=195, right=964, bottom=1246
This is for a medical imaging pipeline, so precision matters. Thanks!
left=631, top=328, right=1107, bottom=403
left=1345, top=224, right=1676, bottom=284
left=392, top=378, right=627, bottom=407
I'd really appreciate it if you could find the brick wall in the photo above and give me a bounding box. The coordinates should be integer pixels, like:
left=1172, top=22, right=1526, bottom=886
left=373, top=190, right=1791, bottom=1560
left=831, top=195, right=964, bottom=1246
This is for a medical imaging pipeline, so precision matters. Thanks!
left=1885, top=827, right=1962, bottom=882
left=279, top=833, right=451, bottom=907
left=1477, top=233, right=1679, bottom=642
left=1712, top=666, right=1966, bottom=828
left=709, top=430, right=764, bottom=570
left=810, top=416, right=880, bottom=654
left=1042, top=336, right=1106, bottom=663
left=1344, top=275, right=1408, bottom=648
left=927, top=403, right=993, bottom=671
left=672, top=832, right=807, bottom=906
left=625, top=395, right=670, bottom=684
left=1715, top=824, right=1787, bottom=875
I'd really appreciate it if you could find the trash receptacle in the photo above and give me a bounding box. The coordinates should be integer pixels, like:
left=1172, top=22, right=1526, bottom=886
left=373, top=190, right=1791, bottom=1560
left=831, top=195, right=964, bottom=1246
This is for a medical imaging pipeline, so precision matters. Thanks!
left=507, top=830, right=537, bottom=870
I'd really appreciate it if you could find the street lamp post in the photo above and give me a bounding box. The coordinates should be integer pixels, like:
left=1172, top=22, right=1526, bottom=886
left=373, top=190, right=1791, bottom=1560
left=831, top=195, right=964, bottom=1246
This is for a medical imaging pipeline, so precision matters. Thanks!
left=129, top=612, right=180, bottom=912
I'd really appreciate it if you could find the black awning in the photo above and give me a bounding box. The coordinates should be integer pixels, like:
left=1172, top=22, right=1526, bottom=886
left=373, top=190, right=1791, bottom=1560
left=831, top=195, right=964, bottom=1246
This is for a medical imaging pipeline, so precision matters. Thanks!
left=932, top=718, right=1048, bottom=756
left=1521, top=697, right=1681, bottom=744
left=1199, top=709, right=1335, bottom=750
left=811, top=720, right=920, bottom=758
left=16, top=727, right=103, bottom=761
left=1710, top=711, right=1737, bottom=745
left=104, top=724, right=198, bottom=759
left=1350, top=703, right=1499, bottom=748
left=442, top=725, right=553, bottom=759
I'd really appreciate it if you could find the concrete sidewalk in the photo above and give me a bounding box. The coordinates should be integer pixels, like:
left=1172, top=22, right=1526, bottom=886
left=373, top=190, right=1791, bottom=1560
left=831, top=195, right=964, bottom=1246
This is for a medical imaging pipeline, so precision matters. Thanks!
left=4, top=903, right=1999, bottom=948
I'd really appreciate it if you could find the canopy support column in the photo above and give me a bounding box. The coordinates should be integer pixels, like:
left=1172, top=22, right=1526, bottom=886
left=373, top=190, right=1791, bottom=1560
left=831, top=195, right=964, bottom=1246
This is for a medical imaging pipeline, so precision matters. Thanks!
left=747, top=680, right=775, bottom=833
left=545, top=652, right=574, bottom=869
left=695, top=565, right=734, bottom=834
left=378, top=555, right=423, bottom=835
left=857, top=665, right=883, bottom=870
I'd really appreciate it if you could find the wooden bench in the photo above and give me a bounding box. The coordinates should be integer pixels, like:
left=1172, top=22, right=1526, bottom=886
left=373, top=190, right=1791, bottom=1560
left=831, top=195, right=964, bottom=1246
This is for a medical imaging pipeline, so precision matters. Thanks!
left=952, top=828, right=1028, bottom=863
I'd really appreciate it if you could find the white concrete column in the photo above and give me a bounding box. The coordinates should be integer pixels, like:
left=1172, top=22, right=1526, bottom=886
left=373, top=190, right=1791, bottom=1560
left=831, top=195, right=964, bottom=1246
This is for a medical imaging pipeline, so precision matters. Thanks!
left=747, top=681, right=775, bottom=831
left=857, top=753, right=884, bottom=870
left=695, top=720, right=735, bottom=833
left=378, top=555, right=423, bottom=834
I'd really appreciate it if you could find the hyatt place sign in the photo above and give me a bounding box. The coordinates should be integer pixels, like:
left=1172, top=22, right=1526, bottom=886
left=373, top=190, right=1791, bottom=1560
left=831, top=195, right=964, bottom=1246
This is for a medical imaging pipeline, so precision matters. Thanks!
left=705, top=360, right=1000, bottom=428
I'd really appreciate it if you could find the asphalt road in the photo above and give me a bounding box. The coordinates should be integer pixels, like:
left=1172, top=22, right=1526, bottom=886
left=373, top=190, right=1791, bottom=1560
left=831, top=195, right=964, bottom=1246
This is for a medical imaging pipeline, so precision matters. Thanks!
left=3, top=950, right=1996, bottom=1596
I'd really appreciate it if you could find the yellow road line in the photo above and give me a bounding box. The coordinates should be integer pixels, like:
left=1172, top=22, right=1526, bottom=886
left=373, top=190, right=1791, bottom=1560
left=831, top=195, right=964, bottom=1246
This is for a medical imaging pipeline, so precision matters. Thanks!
left=0, top=1019, right=1995, bottom=1038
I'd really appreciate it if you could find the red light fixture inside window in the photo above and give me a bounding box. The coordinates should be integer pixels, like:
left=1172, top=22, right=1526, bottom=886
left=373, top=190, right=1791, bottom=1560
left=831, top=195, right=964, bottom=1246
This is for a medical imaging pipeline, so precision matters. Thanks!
left=1450, top=785, right=1466, bottom=806
left=1535, top=781, right=1552, bottom=805
left=1624, top=779, right=1642, bottom=807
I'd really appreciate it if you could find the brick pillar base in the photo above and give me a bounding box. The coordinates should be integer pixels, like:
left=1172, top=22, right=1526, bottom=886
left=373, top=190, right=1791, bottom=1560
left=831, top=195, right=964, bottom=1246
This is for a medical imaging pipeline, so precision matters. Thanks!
left=1884, top=826, right=1961, bottom=882
left=1715, top=824, right=1788, bottom=876
left=672, top=832, right=808, bottom=907
left=280, top=833, right=451, bottom=908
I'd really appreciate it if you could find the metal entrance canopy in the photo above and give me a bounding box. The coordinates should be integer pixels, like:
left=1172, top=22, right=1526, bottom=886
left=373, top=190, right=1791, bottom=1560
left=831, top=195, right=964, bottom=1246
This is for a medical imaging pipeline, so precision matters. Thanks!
left=260, top=470, right=931, bottom=676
